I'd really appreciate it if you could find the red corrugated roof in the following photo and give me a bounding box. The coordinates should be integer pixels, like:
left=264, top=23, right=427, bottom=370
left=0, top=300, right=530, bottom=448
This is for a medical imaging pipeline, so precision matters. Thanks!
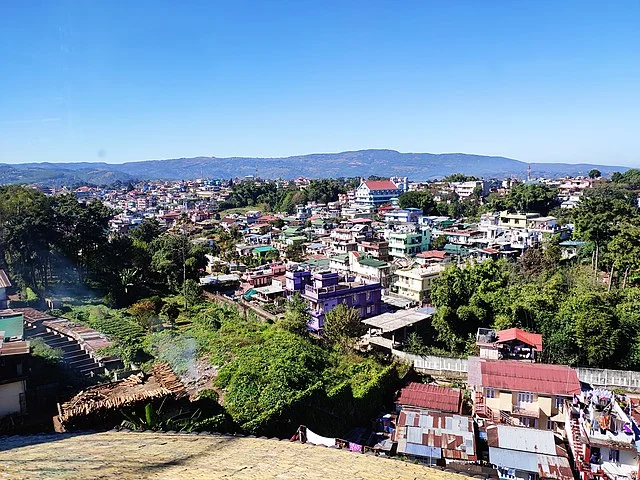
left=480, top=360, right=580, bottom=396
left=497, top=327, right=543, bottom=351
left=416, top=250, right=447, bottom=259
left=364, top=180, right=398, bottom=191
left=396, top=383, right=461, bottom=413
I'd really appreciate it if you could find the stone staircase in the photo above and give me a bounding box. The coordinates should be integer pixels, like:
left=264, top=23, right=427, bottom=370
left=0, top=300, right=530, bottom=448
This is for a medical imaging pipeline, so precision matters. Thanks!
left=25, top=323, right=105, bottom=377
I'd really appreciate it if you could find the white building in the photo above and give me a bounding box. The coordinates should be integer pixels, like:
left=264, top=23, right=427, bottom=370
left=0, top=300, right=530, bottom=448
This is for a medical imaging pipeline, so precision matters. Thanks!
left=354, top=179, right=404, bottom=206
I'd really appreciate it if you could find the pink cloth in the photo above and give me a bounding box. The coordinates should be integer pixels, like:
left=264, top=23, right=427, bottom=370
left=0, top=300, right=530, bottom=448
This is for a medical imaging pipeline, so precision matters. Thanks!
left=348, top=442, right=363, bottom=453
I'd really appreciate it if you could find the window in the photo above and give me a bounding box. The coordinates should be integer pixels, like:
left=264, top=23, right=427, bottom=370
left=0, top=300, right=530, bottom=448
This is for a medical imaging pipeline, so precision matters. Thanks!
left=555, top=397, right=565, bottom=412
left=366, top=292, right=371, bottom=301
left=485, top=387, right=496, bottom=399
left=517, top=392, right=534, bottom=405
left=609, top=449, right=620, bottom=463
left=352, top=294, right=358, bottom=302
left=520, top=417, right=539, bottom=428
left=546, top=419, right=554, bottom=430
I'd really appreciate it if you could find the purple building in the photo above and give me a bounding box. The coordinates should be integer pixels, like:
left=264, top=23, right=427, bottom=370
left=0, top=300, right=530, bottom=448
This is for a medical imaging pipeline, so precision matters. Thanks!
left=285, top=270, right=312, bottom=295
left=301, top=271, right=382, bottom=332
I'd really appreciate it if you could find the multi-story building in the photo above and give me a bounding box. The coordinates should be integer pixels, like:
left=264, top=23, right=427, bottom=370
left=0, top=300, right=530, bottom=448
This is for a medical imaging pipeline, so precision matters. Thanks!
left=354, top=180, right=403, bottom=206
left=566, top=389, right=640, bottom=480
left=300, top=271, right=382, bottom=332
left=348, top=251, right=394, bottom=288
left=285, top=269, right=312, bottom=295
left=387, top=229, right=431, bottom=258
left=0, top=310, right=29, bottom=419
left=450, top=180, right=489, bottom=198
left=390, top=264, right=444, bottom=303
left=469, top=358, right=581, bottom=433
left=357, top=240, right=389, bottom=261
left=498, top=211, right=558, bottom=232
left=383, top=208, right=422, bottom=224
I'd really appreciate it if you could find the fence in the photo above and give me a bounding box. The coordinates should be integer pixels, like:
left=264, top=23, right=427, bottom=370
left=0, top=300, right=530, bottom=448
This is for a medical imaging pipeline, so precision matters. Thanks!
left=575, top=368, right=640, bottom=390
left=391, top=350, right=468, bottom=376
left=390, top=351, right=640, bottom=390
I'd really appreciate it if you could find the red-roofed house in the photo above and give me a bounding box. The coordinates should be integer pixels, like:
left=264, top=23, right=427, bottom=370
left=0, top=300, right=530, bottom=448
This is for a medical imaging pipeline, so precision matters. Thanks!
left=415, top=250, right=448, bottom=265
left=396, top=382, right=462, bottom=414
left=468, top=357, right=580, bottom=432
left=476, top=327, right=543, bottom=361
left=355, top=179, right=403, bottom=206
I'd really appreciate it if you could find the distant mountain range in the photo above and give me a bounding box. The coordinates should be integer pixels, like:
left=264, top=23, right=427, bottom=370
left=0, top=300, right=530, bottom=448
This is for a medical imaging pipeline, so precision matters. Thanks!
left=0, top=150, right=630, bottom=186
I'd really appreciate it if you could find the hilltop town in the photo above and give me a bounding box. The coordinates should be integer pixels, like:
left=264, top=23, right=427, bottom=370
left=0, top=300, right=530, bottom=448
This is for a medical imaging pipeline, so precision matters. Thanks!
left=2, top=167, right=640, bottom=480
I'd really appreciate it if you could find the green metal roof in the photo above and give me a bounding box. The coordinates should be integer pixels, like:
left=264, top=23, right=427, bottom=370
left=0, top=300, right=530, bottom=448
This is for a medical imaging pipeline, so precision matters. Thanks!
left=0, top=313, right=24, bottom=340
left=444, top=243, right=469, bottom=254
left=358, top=257, right=389, bottom=268
left=288, top=235, right=307, bottom=242
left=253, top=245, right=277, bottom=253
left=243, top=288, right=258, bottom=300
left=302, top=258, right=330, bottom=268
left=330, top=254, right=349, bottom=263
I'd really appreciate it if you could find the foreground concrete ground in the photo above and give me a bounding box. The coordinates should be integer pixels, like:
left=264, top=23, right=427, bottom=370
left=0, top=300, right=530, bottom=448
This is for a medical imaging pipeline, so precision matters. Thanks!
left=0, top=431, right=464, bottom=480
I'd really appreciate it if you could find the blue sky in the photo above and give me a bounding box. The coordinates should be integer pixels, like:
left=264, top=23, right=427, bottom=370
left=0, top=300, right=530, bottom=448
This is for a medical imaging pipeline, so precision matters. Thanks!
left=1, top=1, right=639, bottom=166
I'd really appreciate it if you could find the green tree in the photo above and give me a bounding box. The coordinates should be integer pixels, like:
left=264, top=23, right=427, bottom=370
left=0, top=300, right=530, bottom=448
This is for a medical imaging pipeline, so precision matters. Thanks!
left=574, top=186, right=637, bottom=274
left=506, top=183, right=558, bottom=215
left=442, top=173, right=480, bottom=182
left=397, top=191, right=436, bottom=215
left=183, top=279, right=203, bottom=308
left=277, top=293, right=310, bottom=334
left=607, top=221, right=640, bottom=288
left=588, top=169, right=601, bottom=179
left=129, top=218, right=164, bottom=244
left=129, top=299, right=158, bottom=332
left=324, top=304, right=365, bottom=347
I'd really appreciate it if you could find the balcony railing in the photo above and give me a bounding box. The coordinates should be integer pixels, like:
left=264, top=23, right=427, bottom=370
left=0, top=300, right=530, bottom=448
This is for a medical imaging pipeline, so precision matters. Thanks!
left=512, top=405, right=539, bottom=417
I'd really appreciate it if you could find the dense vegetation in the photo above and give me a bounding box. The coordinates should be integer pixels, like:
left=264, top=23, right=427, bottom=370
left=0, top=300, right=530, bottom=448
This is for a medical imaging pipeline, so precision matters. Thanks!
left=0, top=186, right=212, bottom=307
left=219, top=178, right=358, bottom=213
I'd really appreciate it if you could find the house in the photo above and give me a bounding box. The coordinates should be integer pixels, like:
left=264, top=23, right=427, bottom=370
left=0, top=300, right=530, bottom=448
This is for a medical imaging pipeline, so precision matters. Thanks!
left=396, top=382, right=462, bottom=414
left=415, top=250, right=448, bottom=265
left=0, top=310, right=29, bottom=419
left=384, top=208, right=422, bottom=224
left=355, top=180, right=403, bottom=206
left=300, top=271, right=382, bottom=332
left=390, top=264, right=445, bottom=304
left=357, top=240, right=390, bottom=261
left=363, top=308, right=435, bottom=350
left=394, top=407, right=476, bottom=465
left=252, top=280, right=285, bottom=303
left=0, top=270, right=11, bottom=310
left=487, top=425, right=573, bottom=480
left=450, top=180, right=489, bottom=199
left=329, top=228, right=358, bottom=254
left=285, top=269, right=312, bottom=295
left=252, top=245, right=278, bottom=260
left=476, top=328, right=543, bottom=361
left=443, top=229, right=484, bottom=246
left=469, top=358, right=581, bottom=432
left=348, top=251, right=393, bottom=288
left=498, top=211, right=558, bottom=233
left=558, top=240, right=586, bottom=260
left=388, top=229, right=431, bottom=258
left=566, top=389, right=640, bottom=480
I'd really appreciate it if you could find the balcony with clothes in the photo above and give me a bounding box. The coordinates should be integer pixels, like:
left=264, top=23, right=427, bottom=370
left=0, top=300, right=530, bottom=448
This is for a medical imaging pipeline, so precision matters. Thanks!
left=569, top=389, right=640, bottom=480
